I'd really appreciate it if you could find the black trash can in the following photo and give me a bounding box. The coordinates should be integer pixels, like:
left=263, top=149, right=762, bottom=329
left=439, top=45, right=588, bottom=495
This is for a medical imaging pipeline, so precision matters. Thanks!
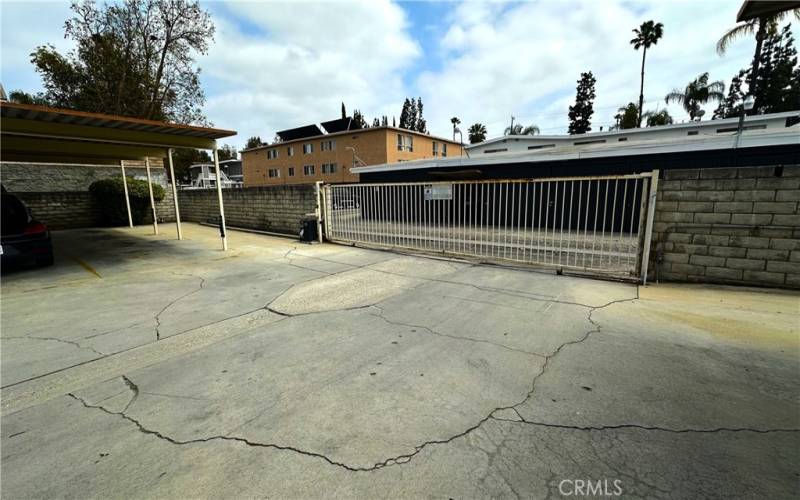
left=299, top=216, right=318, bottom=242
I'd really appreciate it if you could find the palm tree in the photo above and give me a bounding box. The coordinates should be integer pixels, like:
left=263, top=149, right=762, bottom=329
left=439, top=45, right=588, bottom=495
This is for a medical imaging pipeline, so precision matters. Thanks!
left=664, top=73, right=725, bottom=120
left=450, top=116, right=461, bottom=140
left=467, top=123, right=487, bottom=144
left=717, top=9, right=799, bottom=110
left=504, top=123, right=540, bottom=135
left=643, top=109, right=673, bottom=127
left=630, top=20, right=664, bottom=127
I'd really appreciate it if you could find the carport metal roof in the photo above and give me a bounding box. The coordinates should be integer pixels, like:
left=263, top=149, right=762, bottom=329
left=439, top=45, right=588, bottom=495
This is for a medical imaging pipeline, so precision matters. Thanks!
left=1, top=102, right=236, bottom=162
left=0, top=101, right=239, bottom=250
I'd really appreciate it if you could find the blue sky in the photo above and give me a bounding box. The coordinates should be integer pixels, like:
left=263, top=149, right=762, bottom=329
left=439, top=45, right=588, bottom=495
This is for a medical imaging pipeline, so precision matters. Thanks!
left=2, top=0, right=791, bottom=149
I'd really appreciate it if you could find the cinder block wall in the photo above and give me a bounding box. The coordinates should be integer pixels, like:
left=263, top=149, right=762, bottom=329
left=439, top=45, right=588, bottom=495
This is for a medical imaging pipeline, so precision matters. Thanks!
left=15, top=191, right=176, bottom=230
left=1, top=161, right=167, bottom=192
left=652, top=165, right=800, bottom=288
left=177, top=185, right=316, bottom=235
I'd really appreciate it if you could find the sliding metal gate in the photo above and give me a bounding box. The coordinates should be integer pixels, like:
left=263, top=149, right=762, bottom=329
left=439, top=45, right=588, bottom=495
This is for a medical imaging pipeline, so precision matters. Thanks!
left=322, top=172, right=659, bottom=282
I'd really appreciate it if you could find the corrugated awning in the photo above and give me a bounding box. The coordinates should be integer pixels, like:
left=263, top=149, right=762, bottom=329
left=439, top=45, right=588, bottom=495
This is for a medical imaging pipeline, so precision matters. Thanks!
left=736, top=0, right=800, bottom=21
left=1, top=101, right=237, bottom=163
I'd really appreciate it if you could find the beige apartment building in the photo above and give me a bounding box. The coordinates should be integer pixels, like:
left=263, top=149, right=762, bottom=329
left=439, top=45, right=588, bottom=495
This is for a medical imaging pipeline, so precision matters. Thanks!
left=241, top=125, right=462, bottom=186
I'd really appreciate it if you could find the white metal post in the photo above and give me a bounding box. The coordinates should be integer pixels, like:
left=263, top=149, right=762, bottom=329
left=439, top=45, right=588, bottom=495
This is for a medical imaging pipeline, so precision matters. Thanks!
left=167, top=148, right=183, bottom=240
left=213, top=148, right=228, bottom=251
left=145, top=158, right=159, bottom=235
left=640, top=170, right=660, bottom=285
left=119, top=160, right=133, bottom=228
left=315, top=181, right=324, bottom=243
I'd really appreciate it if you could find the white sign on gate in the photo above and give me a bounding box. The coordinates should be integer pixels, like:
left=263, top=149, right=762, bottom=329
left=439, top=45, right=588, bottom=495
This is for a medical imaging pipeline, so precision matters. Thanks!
left=424, top=183, right=453, bottom=201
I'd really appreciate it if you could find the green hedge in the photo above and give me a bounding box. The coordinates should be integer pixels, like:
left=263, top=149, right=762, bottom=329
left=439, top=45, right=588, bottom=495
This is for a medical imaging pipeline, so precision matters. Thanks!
left=89, top=177, right=165, bottom=226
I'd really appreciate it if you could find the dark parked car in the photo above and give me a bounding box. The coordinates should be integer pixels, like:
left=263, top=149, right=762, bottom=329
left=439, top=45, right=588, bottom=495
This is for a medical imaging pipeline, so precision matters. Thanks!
left=1, top=188, right=53, bottom=268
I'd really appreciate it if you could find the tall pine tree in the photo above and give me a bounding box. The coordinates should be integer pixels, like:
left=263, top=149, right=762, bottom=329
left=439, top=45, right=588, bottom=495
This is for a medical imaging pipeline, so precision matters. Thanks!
left=399, top=98, right=411, bottom=128
left=568, top=71, right=596, bottom=134
left=715, top=25, right=799, bottom=118
left=416, top=97, right=427, bottom=133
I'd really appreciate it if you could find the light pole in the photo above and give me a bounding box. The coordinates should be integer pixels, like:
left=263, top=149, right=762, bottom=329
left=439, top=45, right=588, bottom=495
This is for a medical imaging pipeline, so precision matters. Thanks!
left=734, top=95, right=755, bottom=149
left=454, top=127, right=464, bottom=157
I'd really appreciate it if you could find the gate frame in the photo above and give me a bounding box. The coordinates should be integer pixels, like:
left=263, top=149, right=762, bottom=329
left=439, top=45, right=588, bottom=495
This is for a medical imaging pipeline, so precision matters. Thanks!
left=321, top=171, right=660, bottom=284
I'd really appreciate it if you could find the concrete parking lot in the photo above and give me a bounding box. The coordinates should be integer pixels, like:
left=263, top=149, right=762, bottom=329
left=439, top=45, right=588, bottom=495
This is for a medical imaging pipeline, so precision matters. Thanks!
left=1, top=223, right=798, bottom=498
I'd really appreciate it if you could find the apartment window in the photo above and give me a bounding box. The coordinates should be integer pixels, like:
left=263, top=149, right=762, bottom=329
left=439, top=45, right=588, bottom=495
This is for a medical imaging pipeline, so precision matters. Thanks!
left=322, top=163, right=338, bottom=174
left=303, top=143, right=314, bottom=154
left=287, top=146, right=294, bottom=156
left=321, top=139, right=336, bottom=151
left=268, top=168, right=280, bottom=178
left=484, top=148, right=508, bottom=154
left=528, top=144, right=555, bottom=150
left=442, top=143, right=448, bottom=157
left=432, top=142, right=439, bottom=156
left=687, top=130, right=699, bottom=136
left=288, top=167, right=295, bottom=177
left=397, top=133, right=413, bottom=152
left=573, top=139, right=606, bottom=146
left=267, top=149, right=278, bottom=159
left=303, top=165, right=315, bottom=176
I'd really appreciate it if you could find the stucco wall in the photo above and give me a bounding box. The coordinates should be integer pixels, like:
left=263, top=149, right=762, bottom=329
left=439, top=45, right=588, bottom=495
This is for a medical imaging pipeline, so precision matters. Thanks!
left=651, top=165, right=800, bottom=288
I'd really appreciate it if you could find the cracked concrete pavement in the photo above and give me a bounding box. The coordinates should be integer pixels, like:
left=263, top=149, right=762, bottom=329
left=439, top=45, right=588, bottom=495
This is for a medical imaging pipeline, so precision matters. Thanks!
left=1, top=223, right=798, bottom=498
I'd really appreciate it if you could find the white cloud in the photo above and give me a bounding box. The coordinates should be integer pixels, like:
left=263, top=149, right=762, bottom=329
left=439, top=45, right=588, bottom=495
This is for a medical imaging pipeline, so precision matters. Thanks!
left=416, top=0, right=794, bottom=139
left=201, top=0, right=420, bottom=148
left=0, top=1, right=74, bottom=92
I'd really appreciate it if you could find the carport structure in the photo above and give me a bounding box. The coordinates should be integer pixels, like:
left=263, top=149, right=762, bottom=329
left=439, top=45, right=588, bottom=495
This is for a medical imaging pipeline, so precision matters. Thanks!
left=0, top=102, right=237, bottom=250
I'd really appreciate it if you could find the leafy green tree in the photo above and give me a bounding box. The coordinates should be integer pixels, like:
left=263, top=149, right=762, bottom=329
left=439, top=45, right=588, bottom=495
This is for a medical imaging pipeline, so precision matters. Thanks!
left=352, top=109, right=368, bottom=128
left=665, top=72, right=725, bottom=120
left=372, top=117, right=380, bottom=127
left=468, top=123, right=488, bottom=144
left=8, top=89, right=50, bottom=105
left=752, top=25, right=799, bottom=114
left=341, top=102, right=346, bottom=119
left=717, top=8, right=799, bottom=107
left=630, top=20, right=664, bottom=127
left=245, top=136, right=263, bottom=149
left=30, top=0, right=214, bottom=125
left=171, top=148, right=210, bottom=182
left=613, top=103, right=640, bottom=129
left=713, top=70, right=747, bottom=119
left=715, top=25, right=799, bottom=118
left=644, top=109, right=673, bottom=127
left=568, top=71, right=596, bottom=134
left=217, top=144, right=238, bottom=161
left=504, top=123, right=540, bottom=135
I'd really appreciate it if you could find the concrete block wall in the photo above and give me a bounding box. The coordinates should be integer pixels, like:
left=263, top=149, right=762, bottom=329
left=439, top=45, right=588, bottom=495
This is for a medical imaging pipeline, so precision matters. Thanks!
left=177, top=185, right=316, bottom=235
left=652, top=165, right=800, bottom=288
left=0, top=161, right=167, bottom=192
left=15, top=191, right=176, bottom=230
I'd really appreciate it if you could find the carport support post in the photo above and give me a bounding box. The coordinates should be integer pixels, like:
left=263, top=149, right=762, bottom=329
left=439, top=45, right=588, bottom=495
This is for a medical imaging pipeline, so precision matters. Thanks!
left=640, top=169, right=660, bottom=286
left=213, top=148, right=228, bottom=251
left=167, top=148, right=183, bottom=240
left=145, top=158, right=159, bottom=235
left=119, top=160, right=133, bottom=228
